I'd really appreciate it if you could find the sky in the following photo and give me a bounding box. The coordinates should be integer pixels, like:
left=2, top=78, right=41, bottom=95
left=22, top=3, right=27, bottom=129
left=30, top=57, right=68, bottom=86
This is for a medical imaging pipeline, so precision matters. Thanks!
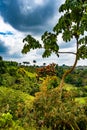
left=0, top=0, right=87, bottom=66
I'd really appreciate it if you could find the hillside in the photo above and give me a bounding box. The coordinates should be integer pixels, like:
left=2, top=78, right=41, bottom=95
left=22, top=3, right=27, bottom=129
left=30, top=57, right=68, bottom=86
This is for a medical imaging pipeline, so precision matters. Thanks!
left=0, top=60, right=87, bottom=129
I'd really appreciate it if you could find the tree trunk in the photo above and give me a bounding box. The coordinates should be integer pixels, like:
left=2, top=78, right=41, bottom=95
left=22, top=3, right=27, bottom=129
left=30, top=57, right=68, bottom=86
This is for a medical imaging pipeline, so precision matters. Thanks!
left=59, top=38, right=79, bottom=98
left=59, top=55, right=78, bottom=96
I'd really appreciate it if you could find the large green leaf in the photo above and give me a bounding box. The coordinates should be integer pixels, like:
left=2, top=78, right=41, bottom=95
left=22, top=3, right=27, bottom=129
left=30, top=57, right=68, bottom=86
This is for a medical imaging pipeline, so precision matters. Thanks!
left=22, top=35, right=42, bottom=54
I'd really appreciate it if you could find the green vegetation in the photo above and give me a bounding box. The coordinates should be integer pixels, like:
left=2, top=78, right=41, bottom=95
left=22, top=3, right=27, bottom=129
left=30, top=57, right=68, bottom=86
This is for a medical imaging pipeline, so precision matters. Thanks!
left=22, top=0, right=87, bottom=93
left=0, top=0, right=87, bottom=129
left=0, top=59, right=87, bottom=129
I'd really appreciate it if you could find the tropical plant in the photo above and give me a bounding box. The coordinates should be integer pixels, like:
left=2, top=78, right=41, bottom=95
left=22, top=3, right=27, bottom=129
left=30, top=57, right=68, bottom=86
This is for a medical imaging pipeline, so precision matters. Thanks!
left=22, top=0, right=87, bottom=96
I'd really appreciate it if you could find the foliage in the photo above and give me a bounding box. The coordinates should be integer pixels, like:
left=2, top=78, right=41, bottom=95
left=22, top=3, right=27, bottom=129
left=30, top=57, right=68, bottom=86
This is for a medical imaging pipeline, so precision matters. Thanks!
left=0, top=61, right=7, bottom=74
left=9, top=67, right=17, bottom=76
left=36, top=63, right=56, bottom=79
left=65, top=74, right=74, bottom=84
left=55, top=65, right=64, bottom=78
left=21, top=0, right=87, bottom=94
left=22, top=0, right=87, bottom=61
left=32, top=87, right=87, bottom=130
left=65, top=68, right=87, bottom=87
left=0, top=59, right=87, bottom=129
left=0, top=63, right=40, bottom=95
left=0, top=87, right=34, bottom=128
left=75, top=97, right=87, bottom=104
left=0, top=112, right=13, bottom=128
left=0, top=56, right=3, bottom=61
left=0, top=112, right=26, bottom=130
left=40, top=76, right=60, bottom=90
left=0, top=73, right=16, bottom=87
left=41, top=32, right=59, bottom=57
left=47, top=76, right=60, bottom=89
left=22, top=35, right=42, bottom=54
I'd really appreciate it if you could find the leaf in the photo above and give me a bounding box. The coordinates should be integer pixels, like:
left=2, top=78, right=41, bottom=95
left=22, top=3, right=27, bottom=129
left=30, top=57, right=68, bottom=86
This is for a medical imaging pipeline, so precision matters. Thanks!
left=22, top=0, right=87, bottom=62
left=62, top=30, right=72, bottom=42
left=78, top=36, right=87, bottom=45
left=78, top=38, right=85, bottom=45
left=59, top=4, right=66, bottom=12
left=42, top=50, right=51, bottom=58
left=78, top=45, right=87, bottom=59
left=41, top=32, right=59, bottom=57
left=22, top=35, right=42, bottom=54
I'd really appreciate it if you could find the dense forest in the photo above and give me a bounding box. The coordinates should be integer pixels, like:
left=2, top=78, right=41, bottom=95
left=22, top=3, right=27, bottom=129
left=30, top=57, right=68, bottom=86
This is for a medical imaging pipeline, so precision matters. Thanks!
left=0, top=57, right=87, bottom=130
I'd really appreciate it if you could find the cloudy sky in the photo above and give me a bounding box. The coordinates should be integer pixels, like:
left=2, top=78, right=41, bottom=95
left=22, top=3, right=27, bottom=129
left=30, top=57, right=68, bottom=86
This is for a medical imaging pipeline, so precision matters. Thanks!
left=0, top=0, right=87, bottom=66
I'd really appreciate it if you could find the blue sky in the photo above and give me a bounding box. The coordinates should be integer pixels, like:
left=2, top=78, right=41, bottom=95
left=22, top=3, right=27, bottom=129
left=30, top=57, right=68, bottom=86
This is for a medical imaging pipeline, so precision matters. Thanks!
left=0, top=0, right=87, bottom=66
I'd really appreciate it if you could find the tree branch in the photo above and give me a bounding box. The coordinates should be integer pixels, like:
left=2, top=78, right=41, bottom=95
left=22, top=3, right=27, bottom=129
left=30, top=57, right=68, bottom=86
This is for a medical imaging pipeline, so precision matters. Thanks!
left=58, top=52, right=76, bottom=55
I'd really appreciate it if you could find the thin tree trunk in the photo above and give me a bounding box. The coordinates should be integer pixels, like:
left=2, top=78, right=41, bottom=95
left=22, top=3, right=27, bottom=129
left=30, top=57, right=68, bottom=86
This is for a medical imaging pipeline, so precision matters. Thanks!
left=59, top=54, right=78, bottom=96
left=58, top=38, right=79, bottom=98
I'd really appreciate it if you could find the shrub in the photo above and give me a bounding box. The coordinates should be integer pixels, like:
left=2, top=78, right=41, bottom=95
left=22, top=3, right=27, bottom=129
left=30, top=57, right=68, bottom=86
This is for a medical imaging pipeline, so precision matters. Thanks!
left=32, top=85, right=87, bottom=130
left=36, top=63, right=56, bottom=79
left=0, top=112, right=13, bottom=128
left=0, top=87, right=34, bottom=128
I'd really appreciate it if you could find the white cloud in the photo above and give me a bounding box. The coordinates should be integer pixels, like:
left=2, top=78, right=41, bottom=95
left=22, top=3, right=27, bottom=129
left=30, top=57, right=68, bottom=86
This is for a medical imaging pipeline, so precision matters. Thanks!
left=0, top=14, right=87, bottom=66
left=34, top=0, right=44, bottom=5
left=0, top=16, right=14, bottom=32
left=0, top=16, right=24, bottom=54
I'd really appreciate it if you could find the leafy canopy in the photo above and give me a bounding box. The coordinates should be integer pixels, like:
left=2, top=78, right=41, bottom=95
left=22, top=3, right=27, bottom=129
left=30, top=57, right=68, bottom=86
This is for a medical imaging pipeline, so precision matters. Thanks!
left=22, top=0, right=87, bottom=60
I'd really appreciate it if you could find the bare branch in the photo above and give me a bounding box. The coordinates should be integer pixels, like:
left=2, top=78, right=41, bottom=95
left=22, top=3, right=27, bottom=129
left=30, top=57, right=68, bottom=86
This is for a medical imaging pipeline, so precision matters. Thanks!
left=58, top=51, right=76, bottom=55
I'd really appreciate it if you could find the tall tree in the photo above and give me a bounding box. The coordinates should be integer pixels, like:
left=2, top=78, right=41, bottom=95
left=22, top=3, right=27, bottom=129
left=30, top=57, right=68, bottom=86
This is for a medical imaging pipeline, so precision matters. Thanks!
left=22, top=0, right=87, bottom=95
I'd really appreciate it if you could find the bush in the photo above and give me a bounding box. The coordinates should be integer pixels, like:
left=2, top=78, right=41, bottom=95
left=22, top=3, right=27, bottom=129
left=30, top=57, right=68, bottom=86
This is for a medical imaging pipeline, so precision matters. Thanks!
left=0, top=112, right=13, bottom=128
left=0, top=87, right=34, bottom=129
left=32, top=85, right=87, bottom=130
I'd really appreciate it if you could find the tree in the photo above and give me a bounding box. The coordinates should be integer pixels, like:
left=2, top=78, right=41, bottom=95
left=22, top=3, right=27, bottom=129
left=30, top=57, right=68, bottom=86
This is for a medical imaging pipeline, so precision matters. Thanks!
left=23, top=61, right=30, bottom=66
left=0, top=56, right=3, bottom=61
left=36, top=63, right=56, bottom=78
left=33, top=60, right=37, bottom=66
left=33, top=60, right=36, bottom=64
left=55, top=65, right=64, bottom=78
left=43, top=62, right=46, bottom=66
left=22, top=0, right=87, bottom=96
left=0, top=61, right=7, bottom=74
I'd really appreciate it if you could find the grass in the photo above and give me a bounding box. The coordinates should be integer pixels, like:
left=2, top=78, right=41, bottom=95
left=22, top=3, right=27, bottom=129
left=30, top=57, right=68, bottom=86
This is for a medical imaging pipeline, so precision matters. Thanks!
left=64, top=83, right=77, bottom=91
left=75, top=97, right=87, bottom=104
left=63, top=83, right=87, bottom=104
